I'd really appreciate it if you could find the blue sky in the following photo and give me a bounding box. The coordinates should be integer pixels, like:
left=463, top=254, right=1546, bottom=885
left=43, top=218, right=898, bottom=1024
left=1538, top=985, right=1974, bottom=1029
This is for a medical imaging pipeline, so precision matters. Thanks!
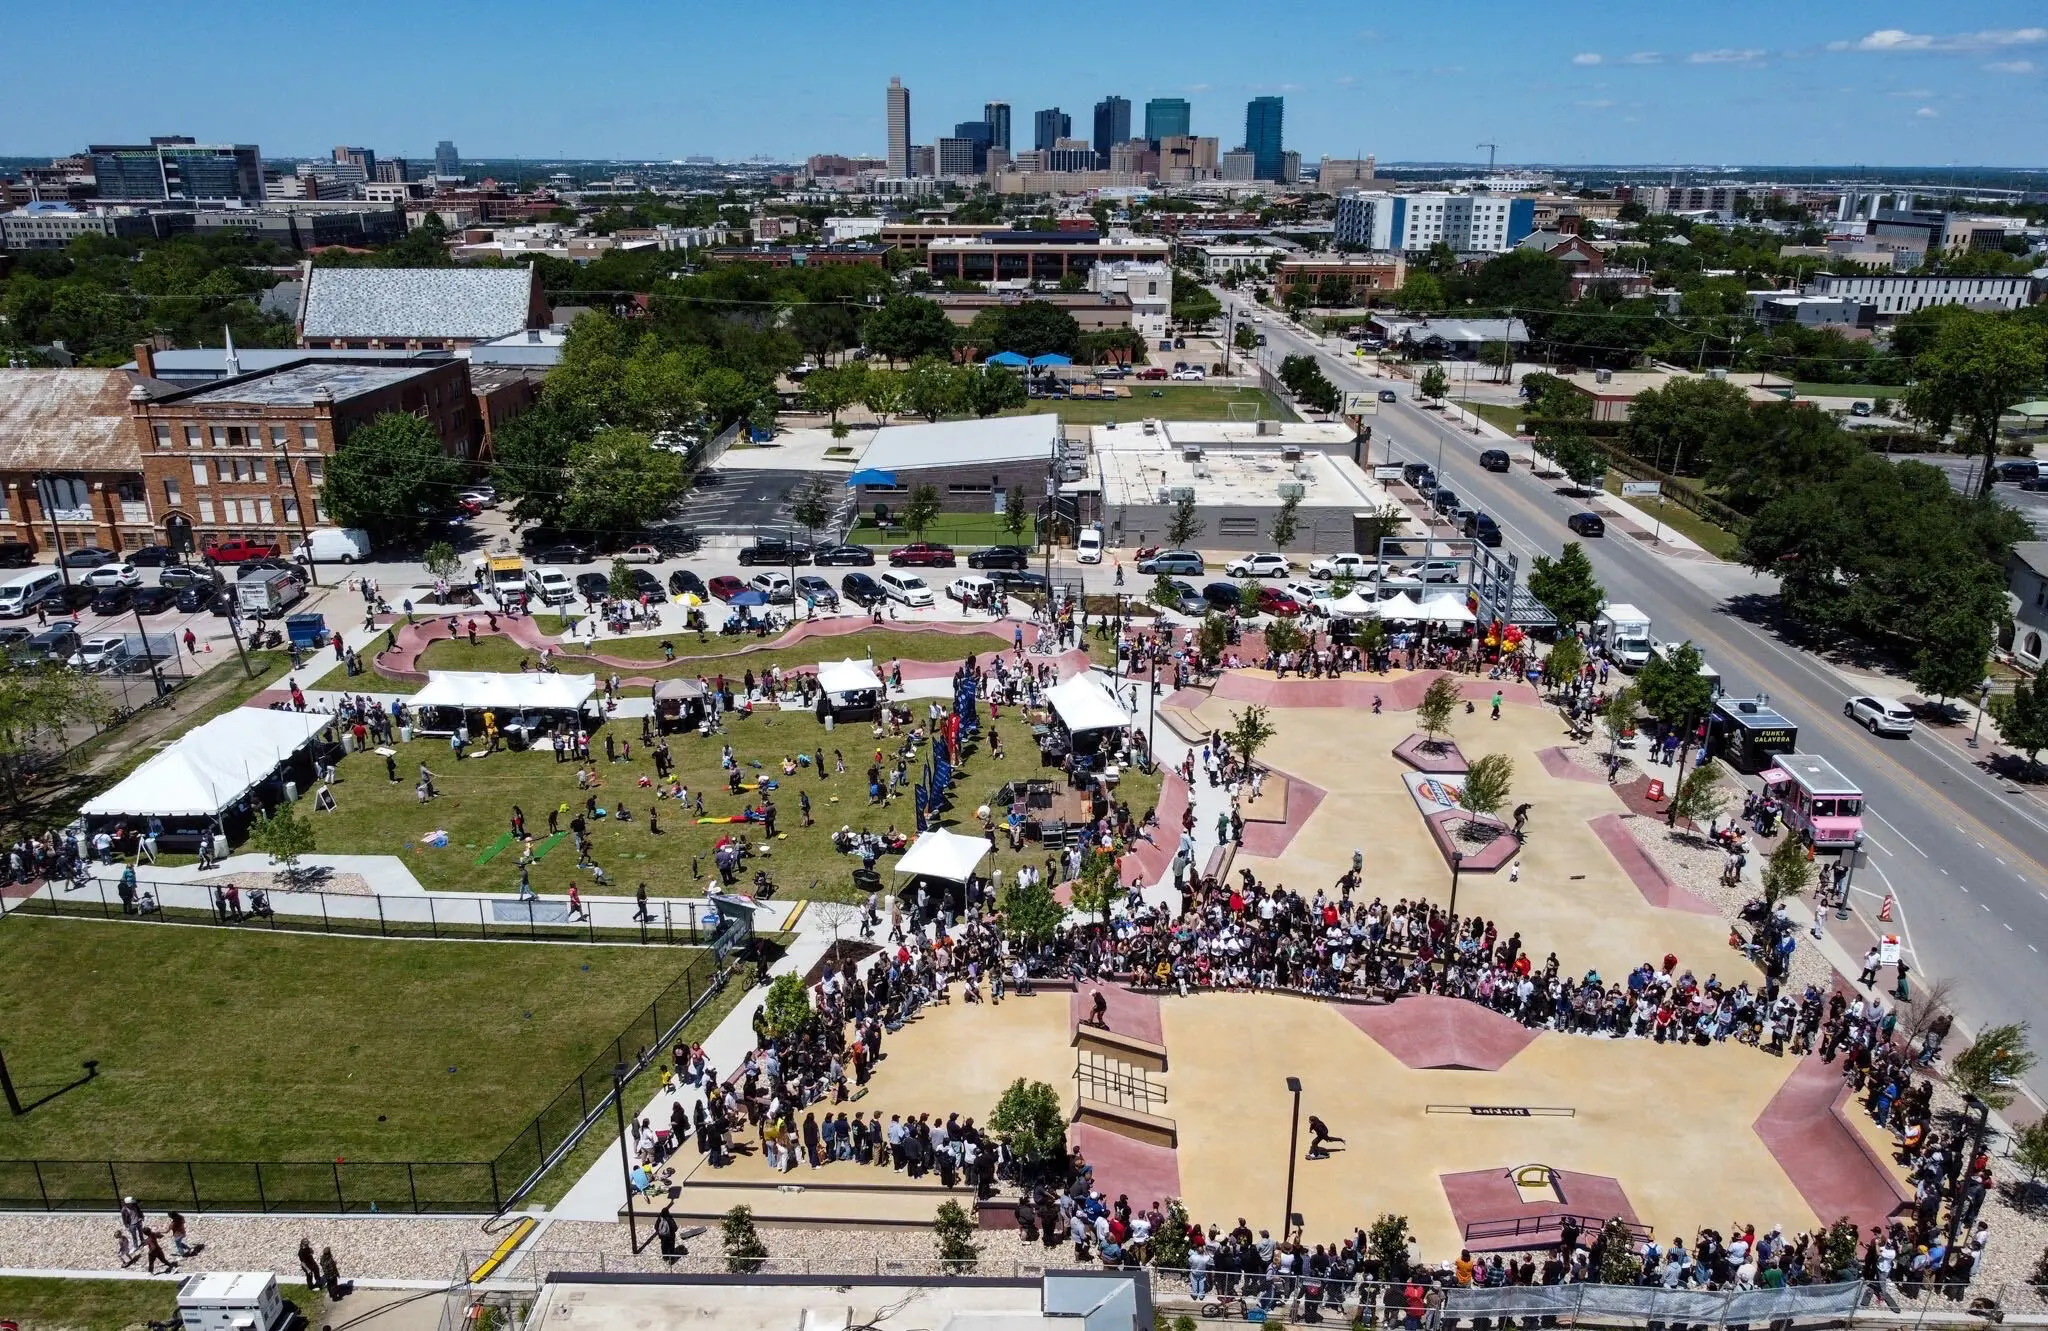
left=5, top=0, right=2045, bottom=166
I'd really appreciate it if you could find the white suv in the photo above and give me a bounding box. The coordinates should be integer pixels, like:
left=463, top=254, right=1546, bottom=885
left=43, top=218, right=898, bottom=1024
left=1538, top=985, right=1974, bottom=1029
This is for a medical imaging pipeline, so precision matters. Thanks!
left=748, top=571, right=793, bottom=604
left=1845, top=695, right=1915, bottom=737
left=83, top=562, right=141, bottom=589
left=879, top=571, right=934, bottom=607
left=1225, top=552, right=1291, bottom=578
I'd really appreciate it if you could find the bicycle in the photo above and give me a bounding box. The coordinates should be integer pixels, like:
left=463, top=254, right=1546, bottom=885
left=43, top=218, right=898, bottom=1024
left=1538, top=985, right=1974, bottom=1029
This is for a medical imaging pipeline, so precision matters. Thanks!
left=1201, top=1292, right=1256, bottom=1320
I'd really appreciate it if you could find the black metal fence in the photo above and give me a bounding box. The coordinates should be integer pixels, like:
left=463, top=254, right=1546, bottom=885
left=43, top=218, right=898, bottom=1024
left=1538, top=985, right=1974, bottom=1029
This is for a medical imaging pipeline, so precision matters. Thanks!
left=0, top=950, right=732, bottom=1214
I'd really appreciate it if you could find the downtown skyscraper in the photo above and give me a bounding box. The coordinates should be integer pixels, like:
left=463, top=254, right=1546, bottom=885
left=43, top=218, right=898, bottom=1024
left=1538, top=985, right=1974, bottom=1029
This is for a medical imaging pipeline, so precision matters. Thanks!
left=1244, top=96, right=1283, bottom=182
left=886, top=75, right=912, bottom=176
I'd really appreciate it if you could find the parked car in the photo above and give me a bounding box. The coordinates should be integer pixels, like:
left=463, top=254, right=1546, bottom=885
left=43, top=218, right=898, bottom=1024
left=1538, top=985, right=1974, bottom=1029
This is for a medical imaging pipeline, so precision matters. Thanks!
left=1137, top=367, right=1169, bottom=381
left=888, top=542, right=956, bottom=568
left=1409, top=560, right=1463, bottom=584
left=840, top=571, right=886, bottom=606
left=668, top=569, right=708, bottom=599
left=879, top=571, right=935, bottom=607
left=0, top=541, right=32, bottom=568
left=1201, top=581, right=1242, bottom=613
left=988, top=569, right=1051, bottom=596
left=946, top=574, right=997, bottom=606
left=125, top=544, right=176, bottom=567
left=1225, top=552, right=1291, bottom=578
left=235, top=558, right=294, bottom=578
left=814, top=543, right=876, bottom=567
left=82, top=562, right=141, bottom=590
left=1138, top=549, right=1205, bottom=576
left=617, top=543, right=664, bottom=564
left=1255, top=586, right=1303, bottom=616
left=795, top=575, right=839, bottom=608
left=457, top=487, right=498, bottom=508
left=89, top=585, right=135, bottom=615
left=201, top=538, right=279, bottom=565
left=174, top=582, right=219, bottom=613
left=1160, top=579, right=1207, bottom=614
left=1479, top=449, right=1511, bottom=472
left=1565, top=511, right=1606, bottom=538
left=131, top=585, right=179, bottom=615
left=1993, top=459, right=2039, bottom=483
left=23, top=624, right=80, bottom=665
left=1401, top=462, right=1435, bottom=489
left=748, top=571, right=794, bottom=603
left=1463, top=511, right=1503, bottom=547
left=1846, top=695, right=1916, bottom=737
left=1278, top=579, right=1323, bottom=609
left=1076, top=525, right=1104, bottom=563
left=56, top=584, right=99, bottom=613
left=575, top=572, right=611, bottom=601
left=159, top=566, right=214, bottom=590
left=534, top=543, right=590, bottom=565
left=707, top=575, right=746, bottom=601
left=1430, top=488, right=1461, bottom=516
left=68, top=634, right=130, bottom=673
left=738, top=537, right=814, bottom=566
left=1309, top=552, right=1373, bottom=580
left=630, top=569, right=663, bottom=599
left=967, top=545, right=1030, bottom=571
left=59, top=546, right=116, bottom=568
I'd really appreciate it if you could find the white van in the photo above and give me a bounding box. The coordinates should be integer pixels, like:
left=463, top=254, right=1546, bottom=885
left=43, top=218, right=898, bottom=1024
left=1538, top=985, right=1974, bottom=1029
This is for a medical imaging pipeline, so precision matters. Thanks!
left=0, top=569, right=63, bottom=618
left=294, top=527, right=373, bottom=565
left=526, top=567, right=574, bottom=606
left=879, top=571, right=934, bottom=607
left=1075, top=524, right=1104, bottom=564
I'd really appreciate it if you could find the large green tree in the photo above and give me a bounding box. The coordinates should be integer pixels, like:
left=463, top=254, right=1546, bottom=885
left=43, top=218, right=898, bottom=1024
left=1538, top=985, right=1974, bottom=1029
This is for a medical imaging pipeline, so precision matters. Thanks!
left=324, top=412, right=466, bottom=545
left=1905, top=313, right=2048, bottom=496
left=1620, top=375, right=1753, bottom=477
left=489, top=393, right=599, bottom=528
left=1636, top=640, right=1715, bottom=733
left=965, top=366, right=1027, bottom=417
left=1527, top=543, right=1604, bottom=628
left=864, top=296, right=956, bottom=364
left=560, top=429, right=686, bottom=534
left=901, top=357, right=965, bottom=422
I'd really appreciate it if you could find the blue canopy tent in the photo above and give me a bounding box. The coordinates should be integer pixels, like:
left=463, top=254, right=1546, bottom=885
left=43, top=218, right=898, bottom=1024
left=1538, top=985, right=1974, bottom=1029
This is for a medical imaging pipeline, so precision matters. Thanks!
left=986, top=351, right=1029, bottom=367
left=1028, top=354, right=1073, bottom=367
left=847, top=468, right=898, bottom=488
left=728, top=588, right=768, bottom=607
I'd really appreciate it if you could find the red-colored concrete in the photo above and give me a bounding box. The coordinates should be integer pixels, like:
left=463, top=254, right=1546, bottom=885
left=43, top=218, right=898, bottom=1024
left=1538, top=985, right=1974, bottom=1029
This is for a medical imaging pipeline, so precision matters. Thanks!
left=1212, top=669, right=1539, bottom=711
left=1752, top=1054, right=1913, bottom=1229
left=1440, top=1167, right=1637, bottom=1252
left=1237, top=775, right=1326, bottom=860
left=1070, top=1122, right=1182, bottom=1209
left=1424, top=809, right=1520, bottom=873
left=1163, top=687, right=1212, bottom=712
left=1536, top=746, right=1609, bottom=784
left=1587, top=814, right=1719, bottom=915
left=1072, top=982, right=1164, bottom=1046
left=1339, top=993, right=1539, bottom=1071
left=1119, top=772, right=1190, bottom=885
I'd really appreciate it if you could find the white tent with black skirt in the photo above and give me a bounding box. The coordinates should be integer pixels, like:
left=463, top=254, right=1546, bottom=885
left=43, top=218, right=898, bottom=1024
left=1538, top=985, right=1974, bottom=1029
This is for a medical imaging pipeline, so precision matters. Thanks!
left=816, top=658, right=885, bottom=719
left=412, top=671, right=599, bottom=738
left=80, top=708, right=333, bottom=841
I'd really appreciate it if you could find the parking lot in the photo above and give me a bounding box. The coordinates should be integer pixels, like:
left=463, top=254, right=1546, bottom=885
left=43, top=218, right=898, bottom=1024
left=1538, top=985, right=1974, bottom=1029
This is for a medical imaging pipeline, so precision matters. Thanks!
left=1901, top=452, right=2048, bottom=537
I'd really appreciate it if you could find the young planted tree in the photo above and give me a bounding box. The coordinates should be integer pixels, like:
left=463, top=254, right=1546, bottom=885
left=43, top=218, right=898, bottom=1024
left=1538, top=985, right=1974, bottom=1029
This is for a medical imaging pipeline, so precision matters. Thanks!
left=1416, top=674, right=1462, bottom=752
left=1600, top=685, right=1640, bottom=758
left=1001, top=484, right=1031, bottom=547
left=1367, top=1213, right=1413, bottom=1280
left=1269, top=492, right=1302, bottom=550
left=1225, top=703, right=1278, bottom=771
left=722, top=1203, right=769, bottom=1274
left=421, top=541, right=462, bottom=583
left=989, top=1077, right=1069, bottom=1180
left=759, top=972, right=812, bottom=1040
left=1457, top=752, right=1514, bottom=835
left=902, top=484, right=943, bottom=541
left=1948, top=1021, right=2036, bottom=1111
left=1150, top=573, right=1182, bottom=611
left=934, top=1199, right=981, bottom=1271
left=608, top=556, right=636, bottom=602
left=1760, top=830, right=1812, bottom=909
left=1665, top=758, right=1731, bottom=837
left=1527, top=544, right=1604, bottom=629
left=1418, top=364, right=1450, bottom=405
left=1000, top=875, right=1065, bottom=944
left=247, top=805, right=316, bottom=887
left=1262, top=615, right=1308, bottom=660
left=1166, top=493, right=1205, bottom=547
left=1066, top=846, right=1120, bottom=925
left=1197, top=612, right=1229, bottom=667
left=1543, top=635, right=1585, bottom=697
left=791, top=474, right=834, bottom=551
left=1637, top=640, right=1716, bottom=736
left=1992, top=677, right=2048, bottom=776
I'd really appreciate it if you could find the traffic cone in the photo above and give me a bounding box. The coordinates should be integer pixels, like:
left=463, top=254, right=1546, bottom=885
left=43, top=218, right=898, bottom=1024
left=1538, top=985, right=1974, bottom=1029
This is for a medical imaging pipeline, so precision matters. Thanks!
left=1878, top=893, right=1895, bottom=923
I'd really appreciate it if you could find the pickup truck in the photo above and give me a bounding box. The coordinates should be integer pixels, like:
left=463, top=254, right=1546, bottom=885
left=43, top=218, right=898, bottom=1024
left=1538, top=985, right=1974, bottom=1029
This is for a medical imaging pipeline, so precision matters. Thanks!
left=204, top=538, right=281, bottom=565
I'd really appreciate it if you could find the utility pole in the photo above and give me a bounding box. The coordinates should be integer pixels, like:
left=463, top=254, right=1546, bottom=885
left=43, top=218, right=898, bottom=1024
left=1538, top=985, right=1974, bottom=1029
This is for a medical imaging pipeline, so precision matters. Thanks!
left=1476, top=143, right=1498, bottom=174
left=37, top=475, right=70, bottom=586
left=278, top=453, right=319, bottom=588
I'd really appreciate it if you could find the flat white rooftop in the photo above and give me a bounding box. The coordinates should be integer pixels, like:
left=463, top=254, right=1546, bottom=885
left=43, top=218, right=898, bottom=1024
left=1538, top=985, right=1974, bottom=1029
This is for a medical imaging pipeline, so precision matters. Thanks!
left=1093, top=421, right=1387, bottom=510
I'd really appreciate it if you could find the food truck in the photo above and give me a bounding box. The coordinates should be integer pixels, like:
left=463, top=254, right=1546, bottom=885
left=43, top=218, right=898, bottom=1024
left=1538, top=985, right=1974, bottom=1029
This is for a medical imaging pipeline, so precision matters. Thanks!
left=1708, top=696, right=1798, bottom=774
left=1759, top=751, right=1864, bottom=850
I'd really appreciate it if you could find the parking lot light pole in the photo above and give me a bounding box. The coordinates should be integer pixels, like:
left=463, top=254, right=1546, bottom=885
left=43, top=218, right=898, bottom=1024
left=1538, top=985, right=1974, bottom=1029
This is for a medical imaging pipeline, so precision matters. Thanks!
left=1282, top=1075, right=1303, bottom=1240
left=612, top=1061, right=640, bottom=1252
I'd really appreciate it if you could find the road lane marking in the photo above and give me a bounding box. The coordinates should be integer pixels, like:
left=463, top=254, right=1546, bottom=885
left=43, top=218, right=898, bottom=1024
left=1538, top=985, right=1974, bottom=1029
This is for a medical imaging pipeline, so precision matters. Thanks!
left=1871, top=811, right=1924, bottom=856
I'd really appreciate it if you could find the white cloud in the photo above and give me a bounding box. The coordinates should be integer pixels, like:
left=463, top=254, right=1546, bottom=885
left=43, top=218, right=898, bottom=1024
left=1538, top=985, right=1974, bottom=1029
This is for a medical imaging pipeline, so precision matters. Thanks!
left=1571, top=52, right=1602, bottom=65
left=1986, top=59, right=2036, bottom=73
left=1689, top=48, right=1767, bottom=64
left=1576, top=98, right=1616, bottom=109
left=1334, top=74, right=1357, bottom=86
left=1621, top=51, right=1663, bottom=65
left=1830, top=27, right=2048, bottom=53
left=1916, top=105, right=1940, bottom=117
left=1357, top=28, right=1381, bottom=41
left=1885, top=87, right=1935, bottom=97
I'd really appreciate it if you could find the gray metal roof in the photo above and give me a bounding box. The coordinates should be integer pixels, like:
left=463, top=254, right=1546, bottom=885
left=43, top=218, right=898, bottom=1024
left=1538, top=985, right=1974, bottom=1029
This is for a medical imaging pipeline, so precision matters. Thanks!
left=301, top=267, right=537, bottom=340
left=180, top=362, right=441, bottom=406
left=858, top=414, right=1061, bottom=473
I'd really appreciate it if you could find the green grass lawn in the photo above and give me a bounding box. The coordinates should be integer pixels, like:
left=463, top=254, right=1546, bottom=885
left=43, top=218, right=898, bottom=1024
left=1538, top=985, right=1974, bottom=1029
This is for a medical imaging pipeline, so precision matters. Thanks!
left=1465, top=401, right=1526, bottom=435
left=0, top=1277, right=319, bottom=1331
left=310, top=628, right=1012, bottom=693
left=1602, top=473, right=1742, bottom=560
left=276, top=699, right=1161, bottom=904
left=1003, top=384, right=1297, bottom=425
left=848, top=513, right=1037, bottom=547
left=0, top=919, right=695, bottom=1164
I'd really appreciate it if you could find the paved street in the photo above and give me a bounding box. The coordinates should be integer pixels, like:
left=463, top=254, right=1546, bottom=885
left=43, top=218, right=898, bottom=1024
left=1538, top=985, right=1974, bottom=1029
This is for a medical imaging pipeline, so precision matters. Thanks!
left=1237, top=294, right=2048, bottom=1103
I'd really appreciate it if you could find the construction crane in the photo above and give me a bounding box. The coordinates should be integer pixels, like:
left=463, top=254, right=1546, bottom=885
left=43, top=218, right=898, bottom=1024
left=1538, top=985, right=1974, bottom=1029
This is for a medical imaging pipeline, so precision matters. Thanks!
left=1476, top=142, right=1498, bottom=173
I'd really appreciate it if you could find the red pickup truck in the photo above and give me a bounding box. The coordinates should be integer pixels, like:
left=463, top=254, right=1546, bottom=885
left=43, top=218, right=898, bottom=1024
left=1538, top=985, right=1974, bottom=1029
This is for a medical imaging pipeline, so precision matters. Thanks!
left=887, top=543, right=957, bottom=568
left=203, top=538, right=281, bottom=564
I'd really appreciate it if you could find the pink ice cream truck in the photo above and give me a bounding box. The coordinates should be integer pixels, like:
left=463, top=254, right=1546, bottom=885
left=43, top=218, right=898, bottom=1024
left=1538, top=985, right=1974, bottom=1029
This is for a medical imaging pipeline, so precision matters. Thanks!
left=1760, top=751, right=1865, bottom=850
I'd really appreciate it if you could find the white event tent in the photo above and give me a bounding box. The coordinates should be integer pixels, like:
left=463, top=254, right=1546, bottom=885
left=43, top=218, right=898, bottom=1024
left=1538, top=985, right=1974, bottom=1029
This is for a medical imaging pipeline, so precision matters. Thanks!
left=893, top=828, right=992, bottom=884
left=81, top=709, right=332, bottom=821
left=413, top=671, right=597, bottom=713
left=1419, top=592, right=1478, bottom=624
left=1046, top=672, right=1133, bottom=735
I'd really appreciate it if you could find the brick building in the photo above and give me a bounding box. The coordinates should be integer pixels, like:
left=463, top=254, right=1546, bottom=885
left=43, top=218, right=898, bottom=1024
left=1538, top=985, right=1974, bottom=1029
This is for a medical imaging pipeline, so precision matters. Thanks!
left=1273, top=254, right=1407, bottom=305
left=0, top=369, right=153, bottom=557
left=127, top=354, right=473, bottom=555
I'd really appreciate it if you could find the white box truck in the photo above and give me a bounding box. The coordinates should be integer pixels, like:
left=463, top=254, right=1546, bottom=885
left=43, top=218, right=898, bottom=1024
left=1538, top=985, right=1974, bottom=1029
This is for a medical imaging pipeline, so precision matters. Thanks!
left=237, top=567, right=307, bottom=619
left=177, top=1271, right=289, bottom=1331
left=1647, top=639, right=1722, bottom=695
left=1595, top=603, right=1654, bottom=670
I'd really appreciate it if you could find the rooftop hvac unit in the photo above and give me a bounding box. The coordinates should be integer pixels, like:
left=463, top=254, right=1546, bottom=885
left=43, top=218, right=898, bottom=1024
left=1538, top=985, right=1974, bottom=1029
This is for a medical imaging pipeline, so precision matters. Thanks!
left=1706, top=367, right=1727, bottom=380
left=1156, top=486, right=1174, bottom=504
left=1280, top=444, right=1304, bottom=461
left=1168, top=486, right=1196, bottom=502
left=1277, top=482, right=1306, bottom=500
left=1294, top=461, right=1314, bottom=480
left=1181, top=444, right=1203, bottom=460
left=1258, top=419, right=1281, bottom=436
left=1594, top=368, right=1613, bottom=384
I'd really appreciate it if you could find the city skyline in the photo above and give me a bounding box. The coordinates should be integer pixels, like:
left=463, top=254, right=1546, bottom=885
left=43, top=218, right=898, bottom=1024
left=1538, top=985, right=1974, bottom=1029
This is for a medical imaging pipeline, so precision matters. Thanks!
left=2, top=0, right=2045, bottom=165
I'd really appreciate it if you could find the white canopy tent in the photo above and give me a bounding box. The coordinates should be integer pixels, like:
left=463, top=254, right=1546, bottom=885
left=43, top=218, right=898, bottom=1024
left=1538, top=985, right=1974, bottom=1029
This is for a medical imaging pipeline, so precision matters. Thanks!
left=1372, top=591, right=1427, bottom=620
left=893, top=829, right=991, bottom=884
left=413, top=671, right=598, bottom=713
left=816, top=658, right=884, bottom=696
left=81, top=709, right=332, bottom=820
left=1419, top=592, right=1478, bottom=624
left=1046, top=672, right=1133, bottom=734
left=1323, top=590, right=1378, bottom=618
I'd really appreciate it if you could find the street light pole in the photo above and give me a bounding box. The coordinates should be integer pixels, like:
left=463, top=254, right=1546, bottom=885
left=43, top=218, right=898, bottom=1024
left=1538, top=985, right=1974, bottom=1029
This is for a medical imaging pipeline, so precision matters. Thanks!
left=1968, top=679, right=1993, bottom=748
left=1448, top=851, right=1465, bottom=924
left=1282, top=1075, right=1303, bottom=1241
left=611, top=1061, right=640, bottom=1252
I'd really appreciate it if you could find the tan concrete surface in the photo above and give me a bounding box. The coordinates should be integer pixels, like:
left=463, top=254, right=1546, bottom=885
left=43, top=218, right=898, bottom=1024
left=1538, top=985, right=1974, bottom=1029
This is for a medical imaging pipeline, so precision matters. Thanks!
left=1192, top=694, right=1731, bottom=985
left=1159, top=991, right=1821, bottom=1254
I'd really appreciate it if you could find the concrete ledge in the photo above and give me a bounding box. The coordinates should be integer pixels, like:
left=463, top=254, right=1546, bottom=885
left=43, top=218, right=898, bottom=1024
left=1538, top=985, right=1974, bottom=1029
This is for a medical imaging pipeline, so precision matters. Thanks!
left=1394, top=733, right=1469, bottom=774
left=1073, top=1024, right=1170, bottom=1073
left=1073, top=1096, right=1178, bottom=1149
left=1423, top=808, right=1520, bottom=872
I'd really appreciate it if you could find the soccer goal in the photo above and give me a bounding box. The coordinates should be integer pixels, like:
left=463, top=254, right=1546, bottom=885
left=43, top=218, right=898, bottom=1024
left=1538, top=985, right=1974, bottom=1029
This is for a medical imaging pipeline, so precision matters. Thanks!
left=1226, top=398, right=1263, bottom=422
